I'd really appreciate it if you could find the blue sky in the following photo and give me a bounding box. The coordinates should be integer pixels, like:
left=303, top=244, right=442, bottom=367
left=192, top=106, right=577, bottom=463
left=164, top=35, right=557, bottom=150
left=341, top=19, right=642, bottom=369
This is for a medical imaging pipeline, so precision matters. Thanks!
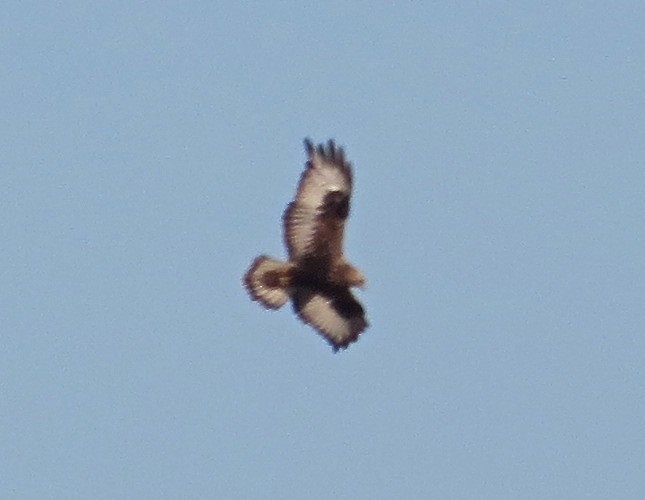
left=2, top=2, right=644, bottom=498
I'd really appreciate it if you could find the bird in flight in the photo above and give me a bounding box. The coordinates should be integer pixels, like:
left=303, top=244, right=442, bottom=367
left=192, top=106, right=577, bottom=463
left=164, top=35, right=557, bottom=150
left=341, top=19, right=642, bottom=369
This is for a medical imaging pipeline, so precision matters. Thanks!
left=243, top=138, right=368, bottom=351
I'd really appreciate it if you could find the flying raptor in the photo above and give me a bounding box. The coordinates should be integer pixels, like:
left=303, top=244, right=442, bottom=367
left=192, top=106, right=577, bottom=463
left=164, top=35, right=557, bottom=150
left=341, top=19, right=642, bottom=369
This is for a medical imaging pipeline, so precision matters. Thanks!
left=243, top=138, right=368, bottom=351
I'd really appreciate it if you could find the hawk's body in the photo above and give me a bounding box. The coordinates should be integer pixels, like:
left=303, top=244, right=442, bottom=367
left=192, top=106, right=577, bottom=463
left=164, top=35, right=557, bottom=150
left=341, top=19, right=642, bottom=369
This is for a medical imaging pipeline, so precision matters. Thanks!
left=244, top=139, right=368, bottom=351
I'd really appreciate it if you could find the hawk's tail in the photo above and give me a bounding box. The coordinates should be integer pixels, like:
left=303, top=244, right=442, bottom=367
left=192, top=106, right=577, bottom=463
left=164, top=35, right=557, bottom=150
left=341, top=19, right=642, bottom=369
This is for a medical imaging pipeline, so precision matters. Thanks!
left=243, top=255, right=294, bottom=309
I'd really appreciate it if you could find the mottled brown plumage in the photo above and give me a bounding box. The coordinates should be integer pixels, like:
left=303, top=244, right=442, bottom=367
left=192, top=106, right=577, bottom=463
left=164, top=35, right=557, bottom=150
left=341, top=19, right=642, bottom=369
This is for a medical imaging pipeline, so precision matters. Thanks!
left=243, top=138, right=368, bottom=351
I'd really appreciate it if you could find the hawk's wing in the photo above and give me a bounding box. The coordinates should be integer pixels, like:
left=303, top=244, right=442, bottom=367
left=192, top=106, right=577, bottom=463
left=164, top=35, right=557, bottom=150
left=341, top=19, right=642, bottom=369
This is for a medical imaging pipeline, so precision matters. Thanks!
left=292, top=286, right=368, bottom=352
left=283, top=139, right=353, bottom=262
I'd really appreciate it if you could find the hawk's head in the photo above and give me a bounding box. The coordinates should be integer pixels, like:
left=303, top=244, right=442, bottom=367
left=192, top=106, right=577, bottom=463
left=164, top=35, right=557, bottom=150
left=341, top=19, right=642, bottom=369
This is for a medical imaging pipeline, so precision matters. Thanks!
left=336, top=263, right=366, bottom=289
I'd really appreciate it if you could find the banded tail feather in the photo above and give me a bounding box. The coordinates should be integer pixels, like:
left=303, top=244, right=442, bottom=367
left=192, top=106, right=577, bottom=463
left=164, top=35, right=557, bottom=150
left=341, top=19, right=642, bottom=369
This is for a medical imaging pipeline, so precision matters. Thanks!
left=243, top=255, right=294, bottom=309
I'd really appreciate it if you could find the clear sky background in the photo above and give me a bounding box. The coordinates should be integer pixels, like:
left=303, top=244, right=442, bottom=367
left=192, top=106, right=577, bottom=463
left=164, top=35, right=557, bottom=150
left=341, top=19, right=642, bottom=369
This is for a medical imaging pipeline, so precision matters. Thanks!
left=2, top=2, right=644, bottom=499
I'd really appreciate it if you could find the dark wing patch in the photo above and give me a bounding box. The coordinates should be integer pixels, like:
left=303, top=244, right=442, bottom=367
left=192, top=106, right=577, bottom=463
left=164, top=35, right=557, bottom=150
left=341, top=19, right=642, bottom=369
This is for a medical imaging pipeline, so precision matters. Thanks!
left=292, top=286, right=368, bottom=352
left=320, top=190, right=350, bottom=219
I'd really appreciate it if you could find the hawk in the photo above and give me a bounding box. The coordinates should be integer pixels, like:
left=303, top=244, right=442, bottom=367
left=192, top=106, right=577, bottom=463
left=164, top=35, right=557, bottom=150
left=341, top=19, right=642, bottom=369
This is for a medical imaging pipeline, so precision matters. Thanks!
left=243, top=138, right=368, bottom=351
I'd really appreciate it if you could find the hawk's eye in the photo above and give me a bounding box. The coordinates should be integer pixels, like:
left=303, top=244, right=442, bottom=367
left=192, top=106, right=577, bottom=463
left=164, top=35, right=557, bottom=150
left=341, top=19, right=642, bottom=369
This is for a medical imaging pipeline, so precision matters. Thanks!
left=322, top=190, right=349, bottom=219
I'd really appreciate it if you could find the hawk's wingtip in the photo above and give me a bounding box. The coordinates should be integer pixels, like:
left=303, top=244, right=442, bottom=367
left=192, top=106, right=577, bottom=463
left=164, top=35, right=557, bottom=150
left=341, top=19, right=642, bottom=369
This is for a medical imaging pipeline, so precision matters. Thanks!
left=303, top=138, right=314, bottom=156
